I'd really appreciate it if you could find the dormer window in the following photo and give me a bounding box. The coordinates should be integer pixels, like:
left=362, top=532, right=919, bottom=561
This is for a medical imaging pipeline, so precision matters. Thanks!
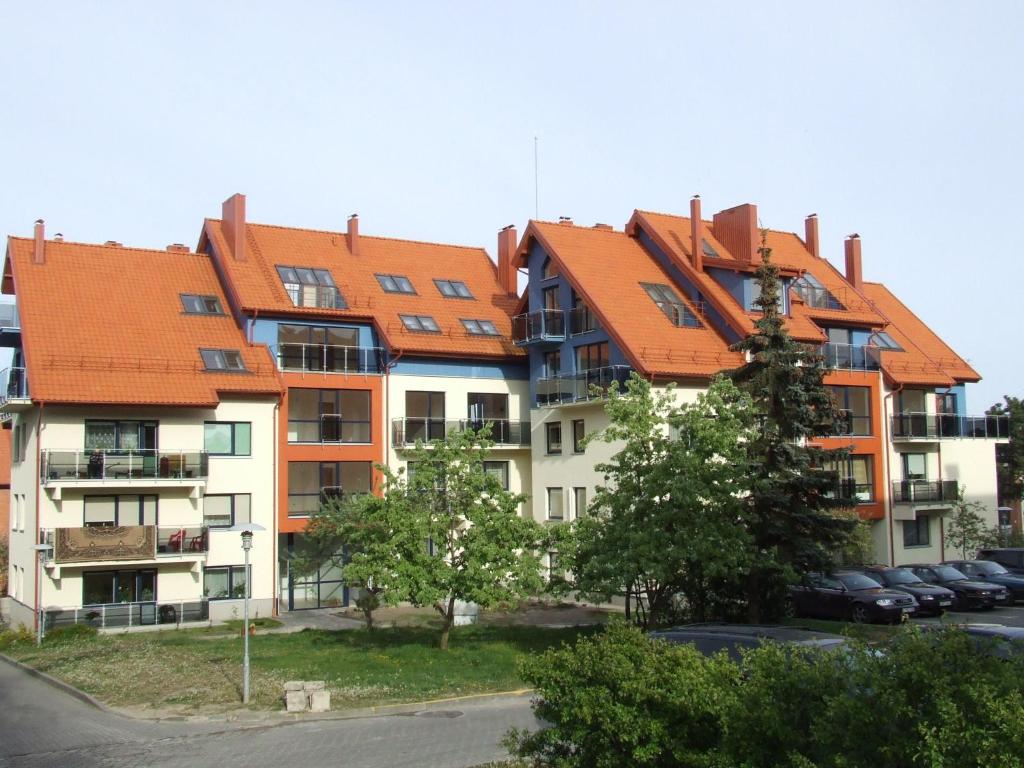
left=376, top=274, right=415, bottom=294
left=870, top=331, right=903, bottom=351
left=641, top=283, right=701, bottom=328
left=400, top=314, right=441, bottom=333
left=701, top=240, right=719, bottom=259
left=461, top=319, right=500, bottom=336
left=792, top=274, right=843, bottom=310
left=181, top=294, right=224, bottom=315
left=276, top=265, right=346, bottom=309
left=434, top=279, right=473, bottom=299
left=201, top=349, right=246, bottom=371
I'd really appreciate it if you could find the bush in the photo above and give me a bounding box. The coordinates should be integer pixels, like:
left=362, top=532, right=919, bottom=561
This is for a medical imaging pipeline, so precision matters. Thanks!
left=43, top=623, right=98, bottom=645
left=0, top=624, right=35, bottom=650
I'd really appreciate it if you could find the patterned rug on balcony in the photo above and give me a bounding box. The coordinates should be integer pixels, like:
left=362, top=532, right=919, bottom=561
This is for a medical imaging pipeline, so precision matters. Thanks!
left=55, top=525, right=157, bottom=563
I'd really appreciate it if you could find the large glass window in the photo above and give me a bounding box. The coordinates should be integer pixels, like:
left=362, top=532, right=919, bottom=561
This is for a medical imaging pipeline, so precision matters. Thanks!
left=203, top=494, right=251, bottom=529
left=543, top=350, right=561, bottom=377
left=546, top=422, right=562, bottom=454
left=276, top=265, right=345, bottom=309
left=828, top=385, right=872, bottom=436
left=84, top=420, right=157, bottom=452
left=277, top=323, right=362, bottom=372
left=903, top=515, right=931, bottom=547
left=824, top=455, right=874, bottom=503
left=641, top=283, right=701, bottom=328
left=483, top=461, right=510, bottom=490
left=84, top=495, right=157, bottom=526
left=547, top=488, right=564, bottom=520
left=203, top=565, right=249, bottom=599
left=83, top=569, right=156, bottom=605
left=288, top=389, right=371, bottom=443
left=287, top=461, right=372, bottom=517
left=405, top=391, right=446, bottom=442
left=571, top=291, right=599, bottom=334
left=902, top=453, right=927, bottom=481
left=574, top=487, right=588, bottom=518
left=204, top=422, right=251, bottom=456
left=575, top=342, right=609, bottom=372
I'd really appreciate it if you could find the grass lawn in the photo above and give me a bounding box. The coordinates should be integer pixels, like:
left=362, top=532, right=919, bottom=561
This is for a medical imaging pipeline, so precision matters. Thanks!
left=2, top=624, right=599, bottom=714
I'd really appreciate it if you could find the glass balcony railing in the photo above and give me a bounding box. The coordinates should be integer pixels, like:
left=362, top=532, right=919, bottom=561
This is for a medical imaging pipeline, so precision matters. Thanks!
left=818, top=342, right=882, bottom=371
left=156, top=526, right=209, bottom=555
left=892, top=480, right=959, bottom=504
left=274, top=343, right=384, bottom=374
left=891, top=412, right=1010, bottom=440
left=41, top=450, right=209, bottom=483
left=391, top=418, right=531, bottom=447
left=0, top=366, right=28, bottom=403
left=0, top=303, right=19, bottom=328
left=284, top=284, right=346, bottom=310
left=536, top=365, right=632, bottom=406
left=512, top=309, right=566, bottom=346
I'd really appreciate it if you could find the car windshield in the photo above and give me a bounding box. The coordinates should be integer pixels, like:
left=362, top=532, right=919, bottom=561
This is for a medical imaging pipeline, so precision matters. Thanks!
left=884, top=568, right=923, bottom=585
left=933, top=566, right=967, bottom=581
left=972, top=561, right=1009, bottom=576
left=838, top=573, right=882, bottom=590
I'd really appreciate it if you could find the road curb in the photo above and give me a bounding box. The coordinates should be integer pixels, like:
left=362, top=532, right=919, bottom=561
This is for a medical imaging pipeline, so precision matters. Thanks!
left=0, top=652, right=118, bottom=717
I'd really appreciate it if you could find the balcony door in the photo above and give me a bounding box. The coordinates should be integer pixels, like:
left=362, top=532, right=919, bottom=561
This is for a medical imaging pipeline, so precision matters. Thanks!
left=936, top=392, right=959, bottom=437
left=468, top=393, right=509, bottom=442
left=406, top=391, right=445, bottom=442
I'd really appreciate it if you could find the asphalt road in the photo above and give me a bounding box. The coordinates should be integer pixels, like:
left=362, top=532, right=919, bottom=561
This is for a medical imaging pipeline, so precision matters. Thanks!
left=0, top=662, right=538, bottom=768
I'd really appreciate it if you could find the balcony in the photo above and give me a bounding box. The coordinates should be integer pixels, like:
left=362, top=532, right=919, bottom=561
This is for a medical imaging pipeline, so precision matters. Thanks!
left=47, top=525, right=207, bottom=568
left=288, top=414, right=372, bottom=444
left=40, top=450, right=208, bottom=498
left=828, top=479, right=874, bottom=504
left=0, top=366, right=30, bottom=412
left=44, top=600, right=209, bottom=630
left=391, top=418, right=531, bottom=448
left=285, top=284, right=346, bottom=310
left=536, top=365, right=632, bottom=407
left=892, top=480, right=959, bottom=504
left=512, top=309, right=565, bottom=346
left=891, top=412, right=1010, bottom=440
left=830, top=408, right=872, bottom=437
left=274, top=343, right=384, bottom=374
left=818, top=342, right=881, bottom=371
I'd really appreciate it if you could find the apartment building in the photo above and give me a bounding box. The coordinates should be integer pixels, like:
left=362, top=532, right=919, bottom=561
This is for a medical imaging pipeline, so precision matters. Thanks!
left=197, top=196, right=531, bottom=611
left=512, top=199, right=1007, bottom=565
left=1, top=225, right=281, bottom=630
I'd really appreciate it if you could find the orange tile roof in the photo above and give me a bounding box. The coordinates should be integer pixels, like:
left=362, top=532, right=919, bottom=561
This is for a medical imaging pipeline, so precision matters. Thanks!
left=4, top=237, right=282, bottom=406
left=522, top=221, right=744, bottom=378
left=200, top=220, right=524, bottom=360
left=861, top=281, right=979, bottom=386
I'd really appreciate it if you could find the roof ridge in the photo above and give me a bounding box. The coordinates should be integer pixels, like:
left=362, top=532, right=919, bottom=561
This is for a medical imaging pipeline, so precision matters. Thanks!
left=7, top=236, right=210, bottom=259
left=225, top=220, right=490, bottom=254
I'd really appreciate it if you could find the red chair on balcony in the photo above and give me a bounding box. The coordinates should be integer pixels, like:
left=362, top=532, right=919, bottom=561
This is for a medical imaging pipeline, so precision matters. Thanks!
left=189, top=530, right=207, bottom=552
left=167, top=529, right=186, bottom=553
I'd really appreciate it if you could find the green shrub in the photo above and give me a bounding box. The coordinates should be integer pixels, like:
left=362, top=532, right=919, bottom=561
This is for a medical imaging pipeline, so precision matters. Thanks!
left=43, top=623, right=98, bottom=644
left=0, top=624, right=35, bottom=650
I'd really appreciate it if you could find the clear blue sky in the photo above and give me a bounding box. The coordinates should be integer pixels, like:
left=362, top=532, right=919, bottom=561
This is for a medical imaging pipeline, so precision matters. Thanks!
left=1, top=2, right=1020, bottom=409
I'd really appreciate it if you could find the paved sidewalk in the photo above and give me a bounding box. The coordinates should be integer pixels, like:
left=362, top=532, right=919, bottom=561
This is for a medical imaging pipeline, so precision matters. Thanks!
left=263, top=608, right=364, bottom=634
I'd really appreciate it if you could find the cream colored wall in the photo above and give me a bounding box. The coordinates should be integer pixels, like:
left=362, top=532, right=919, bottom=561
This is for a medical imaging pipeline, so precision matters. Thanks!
left=7, top=409, right=40, bottom=623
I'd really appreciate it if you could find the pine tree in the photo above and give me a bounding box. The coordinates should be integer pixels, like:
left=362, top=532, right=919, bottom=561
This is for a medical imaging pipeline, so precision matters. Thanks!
left=729, top=238, right=856, bottom=622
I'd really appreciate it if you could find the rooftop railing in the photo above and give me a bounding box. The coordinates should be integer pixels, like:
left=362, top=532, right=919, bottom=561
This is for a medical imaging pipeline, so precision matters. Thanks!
left=818, top=342, right=881, bottom=371
left=536, top=365, right=632, bottom=406
left=41, top=450, right=209, bottom=483
left=512, top=309, right=566, bottom=346
left=891, top=412, right=1010, bottom=440
left=274, top=343, right=384, bottom=374
left=891, top=479, right=959, bottom=504
left=391, top=418, right=531, bottom=447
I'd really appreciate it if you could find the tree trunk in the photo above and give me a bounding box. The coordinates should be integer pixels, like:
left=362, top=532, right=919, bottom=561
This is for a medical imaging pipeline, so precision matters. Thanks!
left=438, top=595, right=456, bottom=650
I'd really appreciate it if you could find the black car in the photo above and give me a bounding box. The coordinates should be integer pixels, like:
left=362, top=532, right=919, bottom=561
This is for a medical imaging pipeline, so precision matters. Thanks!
left=920, top=623, right=1024, bottom=661
left=944, top=560, right=1024, bottom=605
left=853, top=565, right=956, bottom=616
left=904, top=564, right=1010, bottom=610
left=788, top=571, right=918, bottom=624
left=648, top=623, right=848, bottom=661
left=977, top=548, right=1024, bottom=575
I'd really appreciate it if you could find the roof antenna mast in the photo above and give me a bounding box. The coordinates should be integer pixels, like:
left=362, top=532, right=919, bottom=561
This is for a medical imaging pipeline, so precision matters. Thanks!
left=534, top=135, right=539, bottom=220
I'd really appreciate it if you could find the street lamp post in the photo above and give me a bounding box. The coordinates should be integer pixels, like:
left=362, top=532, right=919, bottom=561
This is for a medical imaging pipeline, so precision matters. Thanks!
left=228, top=522, right=265, bottom=704
left=31, top=543, right=54, bottom=646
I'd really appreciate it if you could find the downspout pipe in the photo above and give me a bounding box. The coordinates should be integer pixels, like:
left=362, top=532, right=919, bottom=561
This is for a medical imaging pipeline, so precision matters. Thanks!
left=884, top=384, right=903, bottom=566
left=33, top=401, right=45, bottom=632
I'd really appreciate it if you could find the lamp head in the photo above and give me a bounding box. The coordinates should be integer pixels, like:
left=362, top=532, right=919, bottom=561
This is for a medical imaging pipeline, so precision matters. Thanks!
left=240, top=530, right=254, bottom=550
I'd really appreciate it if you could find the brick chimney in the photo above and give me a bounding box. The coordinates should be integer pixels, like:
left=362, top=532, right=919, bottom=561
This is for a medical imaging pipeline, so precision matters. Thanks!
left=845, top=234, right=863, bottom=289
left=804, top=214, right=819, bottom=258
left=497, top=225, right=518, bottom=297
left=347, top=214, right=359, bottom=256
left=33, top=219, right=44, bottom=264
left=221, top=194, right=246, bottom=262
left=690, top=196, right=704, bottom=271
left=712, top=203, right=759, bottom=264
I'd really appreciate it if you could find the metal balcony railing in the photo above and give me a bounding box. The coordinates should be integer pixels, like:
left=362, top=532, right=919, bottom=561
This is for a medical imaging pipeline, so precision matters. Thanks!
left=830, top=408, right=872, bottom=437
left=44, top=600, right=209, bottom=630
left=536, top=365, right=632, bottom=406
left=274, top=343, right=384, bottom=374
left=288, top=414, right=372, bottom=443
left=892, top=480, right=959, bottom=504
left=1, top=366, right=28, bottom=402
left=512, top=309, right=566, bottom=346
left=391, top=418, right=531, bottom=447
left=827, top=479, right=874, bottom=504
left=891, top=412, right=1010, bottom=440
left=818, top=342, right=882, bottom=371
left=792, top=284, right=843, bottom=310
left=41, top=450, right=209, bottom=482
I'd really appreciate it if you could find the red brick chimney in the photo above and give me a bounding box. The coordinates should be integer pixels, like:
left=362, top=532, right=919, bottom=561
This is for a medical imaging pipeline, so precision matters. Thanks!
left=32, top=219, right=45, bottom=264
left=690, top=196, right=704, bottom=271
left=804, top=214, right=819, bottom=258
left=712, top=203, right=759, bottom=264
left=845, top=234, right=863, bottom=289
left=497, top=225, right=518, bottom=297
left=221, top=194, right=246, bottom=262
left=347, top=214, right=359, bottom=256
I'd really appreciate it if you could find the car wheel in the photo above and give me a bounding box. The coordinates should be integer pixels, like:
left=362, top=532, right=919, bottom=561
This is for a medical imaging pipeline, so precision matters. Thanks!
left=851, top=604, right=870, bottom=624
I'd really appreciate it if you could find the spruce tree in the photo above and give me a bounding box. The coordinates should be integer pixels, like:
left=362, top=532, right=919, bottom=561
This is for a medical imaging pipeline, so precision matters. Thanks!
left=729, top=238, right=856, bottom=622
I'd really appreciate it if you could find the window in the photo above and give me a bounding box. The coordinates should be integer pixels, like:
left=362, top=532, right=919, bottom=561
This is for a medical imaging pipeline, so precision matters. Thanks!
left=434, top=279, right=473, bottom=299
left=375, top=274, right=415, bottom=294
left=546, top=421, right=562, bottom=454
left=200, top=349, right=246, bottom=371
left=572, top=419, right=585, bottom=453
left=276, top=265, right=346, bottom=309
left=12, top=423, right=23, bottom=463
left=288, top=389, right=371, bottom=443
left=902, top=453, right=927, bottom=480
left=541, top=258, right=557, bottom=280
left=277, top=324, right=364, bottom=373
left=205, top=422, right=251, bottom=456
left=203, top=565, right=250, bottom=600
left=641, top=283, right=701, bottom=328
left=84, top=495, right=157, bottom=526
left=571, top=291, right=598, bottom=334
left=404, top=391, right=446, bottom=442
left=791, top=274, right=842, bottom=310
left=575, top=342, right=609, bottom=372
left=702, top=240, right=720, bottom=259
left=543, top=350, right=561, bottom=377
left=574, top=487, right=587, bottom=518
left=461, top=318, right=500, bottom=336
left=85, top=420, right=157, bottom=452
left=287, top=461, right=373, bottom=517
left=400, top=314, right=441, bottom=333
left=827, top=385, right=872, bottom=436
left=483, top=461, right=510, bottom=490
left=824, top=455, right=874, bottom=502
left=547, top=488, right=564, bottom=520
left=83, top=569, right=156, bottom=605
left=870, top=331, right=903, bottom=351
left=203, top=494, right=251, bottom=528
left=542, top=286, right=560, bottom=310
left=180, top=294, right=223, bottom=314
left=903, top=515, right=931, bottom=547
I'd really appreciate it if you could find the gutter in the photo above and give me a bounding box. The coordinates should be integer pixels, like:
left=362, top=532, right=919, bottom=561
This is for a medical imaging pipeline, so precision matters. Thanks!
left=883, top=384, right=903, bottom=565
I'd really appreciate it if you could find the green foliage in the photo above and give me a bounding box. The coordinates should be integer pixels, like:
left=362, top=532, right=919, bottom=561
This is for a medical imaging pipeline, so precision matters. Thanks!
left=728, top=240, right=856, bottom=621
left=569, top=375, right=755, bottom=628
left=945, top=486, right=998, bottom=559
left=42, top=623, right=98, bottom=644
left=833, top=510, right=875, bottom=566
left=990, top=395, right=1024, bottom=503
left=509, top=624, right=1024, bottom=768
left=0, top=624, right=35, bottom=650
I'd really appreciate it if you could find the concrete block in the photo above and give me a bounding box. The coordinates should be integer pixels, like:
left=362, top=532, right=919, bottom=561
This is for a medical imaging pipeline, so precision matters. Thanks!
left=303, top=680, right=326, bottom=692
left=286, top=690, right=308, bottom=712
left=309, top=690, right=331, bottom=713
left=284, top=680, right=305, bottom=692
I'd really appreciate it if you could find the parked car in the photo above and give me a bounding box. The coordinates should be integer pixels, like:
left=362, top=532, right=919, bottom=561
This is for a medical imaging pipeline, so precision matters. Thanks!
left=903, top=564, right=1010, bottom=610
left=648, top=623, right=848, bottom=661
left=852, top=565, right=956, bottom=616
left=920, top=623, right=1024, bottom=661
left=943, top=560, right=1024, bottom=605
left=788, top=571, right=918, bottom=624
left=977, top=548, right=1024, bottom=575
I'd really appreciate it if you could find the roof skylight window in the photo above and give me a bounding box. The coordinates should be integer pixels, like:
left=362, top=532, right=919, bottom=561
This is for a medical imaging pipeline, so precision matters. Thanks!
left=200, top=349, right=246, bottom=371
left=376, top=274, right=416, bottom=294
left=276, top=265, right=346, bottom=309
left=870, top=331, right=903, bottom=351
left=461, top=319, right=500, bottom=336
left=701, top=240, right=719, bottom=259
left=400, top=314, right=441, bottom=333
left=640, top=283, right=702, bottom=328
left=434, top=279, right=473, bottom=299
left=792, top=274, right=843, bottom=310
left=181, top=294, right=224, bottom=315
